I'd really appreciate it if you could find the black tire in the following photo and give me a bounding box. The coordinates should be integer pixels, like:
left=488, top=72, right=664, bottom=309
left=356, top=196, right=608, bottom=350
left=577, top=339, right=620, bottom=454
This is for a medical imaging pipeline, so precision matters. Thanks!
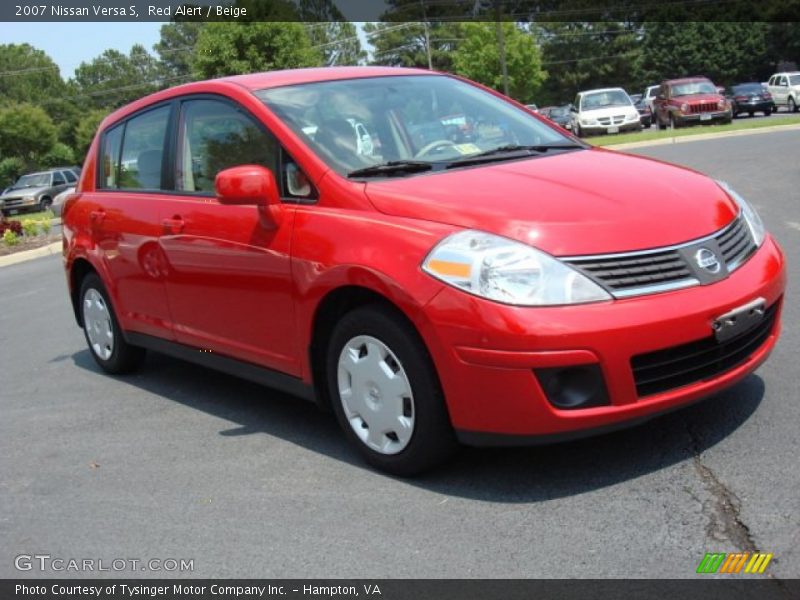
left=39, top=196, right=52, bottom=211
left=326, top=304, right=458, bottom=476
left=79, top=273, right=145, bottom=374
left=790, top=97, right=798, bottom=113
left=764, top=108, right=772, bottom=116
left=748, top=111, right=755, bottom=117
left=669, top=113, right=677, bottom=129
left=573, top=124, right=583, bottom=138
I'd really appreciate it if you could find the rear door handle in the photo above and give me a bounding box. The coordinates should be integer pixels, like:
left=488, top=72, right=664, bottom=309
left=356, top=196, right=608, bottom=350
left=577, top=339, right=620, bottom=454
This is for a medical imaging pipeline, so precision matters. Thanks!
left=162, top=216, right=185, bottom=235
left=89, top=209, right=105, bottom=225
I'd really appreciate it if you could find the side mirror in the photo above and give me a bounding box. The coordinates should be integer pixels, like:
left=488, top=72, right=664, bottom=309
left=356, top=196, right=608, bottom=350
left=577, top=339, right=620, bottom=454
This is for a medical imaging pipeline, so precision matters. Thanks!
left=215, top=165, right=282, bottom=228
left=569, top=105, right=577, bottom=112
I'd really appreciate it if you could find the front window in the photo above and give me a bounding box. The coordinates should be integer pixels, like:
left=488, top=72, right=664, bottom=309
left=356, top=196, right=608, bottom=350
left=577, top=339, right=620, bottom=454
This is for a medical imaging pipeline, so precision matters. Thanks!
left=256, top=75, right=569, bottom=176
left=12, top=173, right=50, bottom=189
left=671, top=81, right=717, bottom=96
left=579, top=90, right=632, bottom=111
left=732, top=84, right=763, bottom=95
left=789, top=75, right=800, bottom=85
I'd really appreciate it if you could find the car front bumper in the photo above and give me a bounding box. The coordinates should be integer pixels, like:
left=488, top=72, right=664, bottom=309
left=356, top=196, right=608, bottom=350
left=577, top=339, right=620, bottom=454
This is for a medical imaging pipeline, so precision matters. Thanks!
left=675, top=110, right=731, bottom=124
left=579, top=121, right=641, bottom=135
left=418, top=236, right=785, bottom=442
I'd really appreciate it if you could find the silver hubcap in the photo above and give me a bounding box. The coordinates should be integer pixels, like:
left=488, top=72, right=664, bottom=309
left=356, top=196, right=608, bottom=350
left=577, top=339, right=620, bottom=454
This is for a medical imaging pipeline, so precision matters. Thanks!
left=337, top=335, right=415, bottom=455
left=83, top=288, right=114, bottom=360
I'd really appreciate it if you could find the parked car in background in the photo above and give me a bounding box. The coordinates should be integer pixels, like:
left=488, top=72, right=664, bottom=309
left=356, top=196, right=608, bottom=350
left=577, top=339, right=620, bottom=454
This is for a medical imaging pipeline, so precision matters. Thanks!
left=726, top=83, right=775, bottom=117
left=0, top=167, right=79, bottom=216
left=525, top=103, right=539, bottom=113
left=629, top=93, right=643, bottom=103
left=570, top=88, right=642, bottom=136
left=51, top=186, right=76, bottom=217
left=642, top=85, right=660, bottom=111
left=653, top=77, right=732, bottom=129
left=767, top=72, right=800, bottom=112
left=539, top=105, right=572, bottom=130
left=633, top=96, right=653, bottom=127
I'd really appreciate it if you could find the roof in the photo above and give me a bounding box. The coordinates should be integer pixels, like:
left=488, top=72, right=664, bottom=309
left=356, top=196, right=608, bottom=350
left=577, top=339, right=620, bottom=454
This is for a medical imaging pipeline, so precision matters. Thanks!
left=578, top=87, right=628, bottom=95
left=221, top=66, right=435, bottom=91
left=663, top=77, right=713, bottom=84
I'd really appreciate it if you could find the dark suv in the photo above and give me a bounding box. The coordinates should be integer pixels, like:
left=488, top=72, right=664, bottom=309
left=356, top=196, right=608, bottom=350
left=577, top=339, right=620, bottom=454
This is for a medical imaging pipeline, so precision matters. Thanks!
left=653, top=77, right=732, bottom=129
left=0, top=167, right=79, bottom=215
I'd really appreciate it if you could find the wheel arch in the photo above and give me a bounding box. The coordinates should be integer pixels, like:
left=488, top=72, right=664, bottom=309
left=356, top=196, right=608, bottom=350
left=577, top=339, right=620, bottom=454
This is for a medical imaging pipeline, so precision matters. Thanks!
left=68, top=257, right=98, bottom=327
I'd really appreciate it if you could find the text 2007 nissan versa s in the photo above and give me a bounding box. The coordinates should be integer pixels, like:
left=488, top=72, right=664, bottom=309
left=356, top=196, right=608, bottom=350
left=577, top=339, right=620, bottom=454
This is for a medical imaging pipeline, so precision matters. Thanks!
left=63, top=67, right=785, bottom=475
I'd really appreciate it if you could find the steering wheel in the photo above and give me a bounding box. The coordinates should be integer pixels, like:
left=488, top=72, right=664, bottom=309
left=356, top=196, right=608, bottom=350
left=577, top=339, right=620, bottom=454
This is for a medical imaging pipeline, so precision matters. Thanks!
left=414, top=139, right=456, bottom=159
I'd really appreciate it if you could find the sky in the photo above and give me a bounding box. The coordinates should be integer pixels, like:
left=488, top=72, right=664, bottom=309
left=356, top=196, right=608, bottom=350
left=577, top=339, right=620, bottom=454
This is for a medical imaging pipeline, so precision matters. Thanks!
left=0, top=21, right=373, bottom=79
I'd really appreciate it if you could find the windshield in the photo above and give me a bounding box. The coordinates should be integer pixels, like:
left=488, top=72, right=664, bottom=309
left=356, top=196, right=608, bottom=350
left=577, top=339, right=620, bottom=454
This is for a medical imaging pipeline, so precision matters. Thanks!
left=790, top=75, right=800, bottom=85
left=549, top=106, right=569, bottom=117
left=256, top=75, right=569, bottom=175
left=13, top=173, right=50, bottom=189
left=580, top=90, right=631, bottom=111
left=671, top=81, right=717, bottom=96
left=732, top=84, right=763, bottom=94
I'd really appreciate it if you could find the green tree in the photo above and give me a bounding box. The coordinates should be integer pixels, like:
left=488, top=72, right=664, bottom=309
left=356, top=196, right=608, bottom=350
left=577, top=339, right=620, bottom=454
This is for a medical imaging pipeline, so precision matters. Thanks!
left=72, top=44, right=162, bottom=109
left=365, top=21, right=463, bottom=71
left=0, top=44, right=65, bottom=105
left=154, top=21, right=204, bottom=78
left=40, top=142, right=76, bottom=168
left=634, top=22, right=769, bottom=88
left=191, top=22, right=321, bottom=79
left=452, top=22, right=546, bottom=103
left=537, top=22, right=642, bottom=106
left=0, top=157, right=26, bottom=190
left=0, top=103, right=57, bottom=166
left=305, top=22, right=366, bottom=66
left=74, top=110, right=109, bottom=160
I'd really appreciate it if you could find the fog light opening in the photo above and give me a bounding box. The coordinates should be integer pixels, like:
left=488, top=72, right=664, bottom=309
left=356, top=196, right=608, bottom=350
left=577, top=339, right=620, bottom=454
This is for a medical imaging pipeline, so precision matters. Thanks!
left=535, top=364, right=610, bottom=410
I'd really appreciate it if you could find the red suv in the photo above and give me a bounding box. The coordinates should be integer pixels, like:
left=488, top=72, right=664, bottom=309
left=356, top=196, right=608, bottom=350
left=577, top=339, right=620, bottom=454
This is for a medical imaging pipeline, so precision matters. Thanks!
left=653, top=77, right=733, bottom=128
left=63, top=67, right=785, bottom=475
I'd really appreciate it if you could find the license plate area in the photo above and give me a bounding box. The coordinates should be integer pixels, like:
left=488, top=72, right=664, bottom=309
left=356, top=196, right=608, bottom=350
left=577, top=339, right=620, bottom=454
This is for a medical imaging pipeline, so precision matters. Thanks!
left=607, top=126, right=619, bottom=134
left=700, top=113, right=712, bottom=121
left=712, top=298, right=766, bottom=343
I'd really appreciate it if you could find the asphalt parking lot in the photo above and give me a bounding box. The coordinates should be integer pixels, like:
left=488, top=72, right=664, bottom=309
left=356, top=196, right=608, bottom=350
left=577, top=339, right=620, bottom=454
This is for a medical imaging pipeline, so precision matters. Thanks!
left=1, top=129, right=798, bottom=580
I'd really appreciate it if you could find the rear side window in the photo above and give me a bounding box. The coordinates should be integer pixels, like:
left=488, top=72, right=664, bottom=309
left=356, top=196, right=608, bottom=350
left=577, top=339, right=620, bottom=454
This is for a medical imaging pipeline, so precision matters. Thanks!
left=64, top=170, right=77, bottom=183
left=176, top=99, right=279, bottom=194
left=52, top=171, right=66, bottom=185
left=118, top=105, right=170, bottom=190
left=101, top=125, right=124, bottom=188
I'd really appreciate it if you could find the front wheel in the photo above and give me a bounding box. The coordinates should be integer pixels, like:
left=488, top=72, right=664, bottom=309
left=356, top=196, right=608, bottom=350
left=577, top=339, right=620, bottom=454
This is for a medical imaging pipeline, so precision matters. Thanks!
left=38, top=196, right=52, bottom=211
left=80, top=273, right=145, bottom=374
left=790, top=97, right=798, bottom=113
left=327, top=305, right=458, bottom=476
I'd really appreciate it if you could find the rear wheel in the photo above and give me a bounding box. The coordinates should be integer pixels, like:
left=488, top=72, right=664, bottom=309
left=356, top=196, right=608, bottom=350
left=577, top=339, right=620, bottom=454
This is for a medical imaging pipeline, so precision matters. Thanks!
left=327, top=305, right=458, bottom=476
left=79, top=273, right=145, bottom=374
left=790, top=97, right=798, bottom=113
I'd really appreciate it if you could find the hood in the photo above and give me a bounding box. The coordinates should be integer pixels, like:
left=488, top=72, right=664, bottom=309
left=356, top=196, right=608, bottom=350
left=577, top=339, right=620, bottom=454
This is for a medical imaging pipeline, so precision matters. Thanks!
left=0, top=185, right=48, bottom=199
left=672, top=93, right=723, bottom=103
left=580, top=105, right=639, bottom=119
left=364, top=148, right=738, bottom=256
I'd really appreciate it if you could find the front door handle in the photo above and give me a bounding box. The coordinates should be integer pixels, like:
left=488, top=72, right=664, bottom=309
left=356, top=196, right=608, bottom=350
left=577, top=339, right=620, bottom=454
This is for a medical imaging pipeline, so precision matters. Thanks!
left=162, top=216, right=185, bottom=235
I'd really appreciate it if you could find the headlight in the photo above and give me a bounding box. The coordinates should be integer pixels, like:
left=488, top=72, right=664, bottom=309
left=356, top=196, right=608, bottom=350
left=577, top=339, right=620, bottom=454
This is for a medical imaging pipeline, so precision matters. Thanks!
left=718, top=99, right=726, bottom=110
left=580, top=117, right=597, bottom=126
left=422, top=230, right=612, bottom=306
left=626, top=113, right=639, bottom=121
left=717, top=181, right=765, bottom=247
left=680, top=103, right=689, bottom=113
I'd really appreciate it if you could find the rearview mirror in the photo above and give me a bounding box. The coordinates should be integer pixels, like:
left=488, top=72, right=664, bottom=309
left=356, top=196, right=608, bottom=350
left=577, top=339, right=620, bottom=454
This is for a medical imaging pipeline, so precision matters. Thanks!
left=215, top=165, right=282, bottom=228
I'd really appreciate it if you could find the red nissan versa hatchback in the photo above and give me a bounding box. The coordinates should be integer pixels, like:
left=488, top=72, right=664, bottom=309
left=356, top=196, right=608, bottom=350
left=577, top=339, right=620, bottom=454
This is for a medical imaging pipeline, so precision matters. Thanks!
left=63, top=67, right=785, bottom=475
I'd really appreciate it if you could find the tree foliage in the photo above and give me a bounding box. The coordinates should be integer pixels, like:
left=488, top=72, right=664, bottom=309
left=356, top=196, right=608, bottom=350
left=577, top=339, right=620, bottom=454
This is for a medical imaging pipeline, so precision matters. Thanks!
left=191, top=22, right=322, bottom=79
left=154, top=22, right=204, bottom=78
left=0, top=103, right=57, bottom=166
left=365, top=22, right=463, bottom=71
left=73, top=44, right=162, bottom=109
left=74, top=110, right=110, bottom=160
left=0, top=43, right=65, bottom=105
left=452, top=22, right=546, bottom=103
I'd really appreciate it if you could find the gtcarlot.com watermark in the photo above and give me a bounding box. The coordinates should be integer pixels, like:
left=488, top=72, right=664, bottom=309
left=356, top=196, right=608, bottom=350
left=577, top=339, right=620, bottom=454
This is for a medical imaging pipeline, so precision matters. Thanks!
left=15, top=554, right=194, bottom=573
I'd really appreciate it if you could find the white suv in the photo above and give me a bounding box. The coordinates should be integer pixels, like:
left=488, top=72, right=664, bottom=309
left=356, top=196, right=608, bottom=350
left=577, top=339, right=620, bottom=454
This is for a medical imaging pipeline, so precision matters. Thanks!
left=570, top=88, right=642, bottom=137
left=767, top=72, right=800, bottom=112
left=642, top=84, right=660, bottom=112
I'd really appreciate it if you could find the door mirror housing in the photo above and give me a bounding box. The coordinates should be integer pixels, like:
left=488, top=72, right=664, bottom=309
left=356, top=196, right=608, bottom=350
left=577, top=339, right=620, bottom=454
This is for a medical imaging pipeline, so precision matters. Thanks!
left=215, top=165, right=282, bottom=228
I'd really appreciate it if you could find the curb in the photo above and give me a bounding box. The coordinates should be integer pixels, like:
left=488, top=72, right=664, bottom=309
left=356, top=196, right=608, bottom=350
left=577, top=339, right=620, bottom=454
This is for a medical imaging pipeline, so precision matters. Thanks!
left=0, top=241, right=61, bottom=268
left=604, top=122, right=800, bottom=150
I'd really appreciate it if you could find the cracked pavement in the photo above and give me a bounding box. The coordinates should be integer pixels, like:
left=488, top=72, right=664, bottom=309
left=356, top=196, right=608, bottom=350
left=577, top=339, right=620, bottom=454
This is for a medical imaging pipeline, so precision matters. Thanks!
left=1, top=130, right=798, bottom=578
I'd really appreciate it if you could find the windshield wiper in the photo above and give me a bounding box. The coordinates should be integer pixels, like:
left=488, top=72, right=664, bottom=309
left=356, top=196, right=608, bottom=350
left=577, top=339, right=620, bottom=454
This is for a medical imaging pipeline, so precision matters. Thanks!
left=347, top=160, right=433, bottom=178
left=446, top=143, right=582, bottom=167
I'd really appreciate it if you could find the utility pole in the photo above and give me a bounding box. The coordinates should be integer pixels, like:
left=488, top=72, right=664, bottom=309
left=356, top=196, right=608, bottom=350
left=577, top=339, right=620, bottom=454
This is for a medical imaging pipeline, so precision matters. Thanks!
left=421, top=1, right=433, bottom=70
left=494, top=0, right=509, bottom=96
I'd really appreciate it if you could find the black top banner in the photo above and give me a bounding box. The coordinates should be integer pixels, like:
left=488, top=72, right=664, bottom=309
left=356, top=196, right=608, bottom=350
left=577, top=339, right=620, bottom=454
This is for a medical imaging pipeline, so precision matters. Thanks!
left=1, top=0, right=798, bottom=22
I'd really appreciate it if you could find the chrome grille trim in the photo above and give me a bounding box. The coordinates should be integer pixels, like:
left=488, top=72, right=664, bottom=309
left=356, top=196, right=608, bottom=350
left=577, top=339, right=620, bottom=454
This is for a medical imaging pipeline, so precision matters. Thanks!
left=563, top=213, right=757, bottom=298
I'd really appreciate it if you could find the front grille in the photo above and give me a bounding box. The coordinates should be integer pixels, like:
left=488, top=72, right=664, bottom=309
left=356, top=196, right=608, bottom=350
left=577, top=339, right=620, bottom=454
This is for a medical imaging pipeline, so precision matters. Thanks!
left=597, top=115, right=625, bottom=125
left=2, top=196, right=24, bottom=207
left=564, top=215, right=757, bottom=297
left=690, top=102, right=719, bottom=113
left=631, top=302, right=778, bottom=397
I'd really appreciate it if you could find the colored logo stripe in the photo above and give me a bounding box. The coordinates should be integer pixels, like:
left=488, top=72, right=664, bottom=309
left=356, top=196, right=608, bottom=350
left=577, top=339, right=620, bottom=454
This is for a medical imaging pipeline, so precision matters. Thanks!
left=697, top=552, right=773, bottom=574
